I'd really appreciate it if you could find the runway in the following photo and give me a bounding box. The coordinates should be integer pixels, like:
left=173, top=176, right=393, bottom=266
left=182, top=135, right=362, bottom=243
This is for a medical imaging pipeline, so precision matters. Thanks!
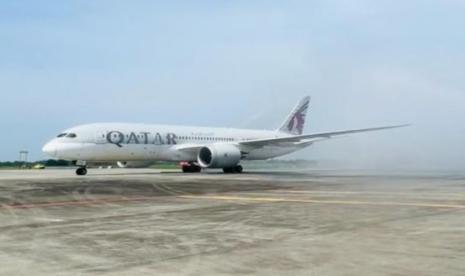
left=0, top=168, right=464, bottom=275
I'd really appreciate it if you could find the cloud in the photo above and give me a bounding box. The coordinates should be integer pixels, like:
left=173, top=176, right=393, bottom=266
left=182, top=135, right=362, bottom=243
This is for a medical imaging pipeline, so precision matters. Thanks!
left=0, top=0, right=464, bottom=169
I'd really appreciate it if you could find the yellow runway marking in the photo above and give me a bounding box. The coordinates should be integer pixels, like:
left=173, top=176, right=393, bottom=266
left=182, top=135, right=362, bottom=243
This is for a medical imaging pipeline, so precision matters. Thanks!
left=178, top=195, right=465, bottom=209
left=277, top=190, right=465, bottom=197
left=271, top=190, right=465, bottom=200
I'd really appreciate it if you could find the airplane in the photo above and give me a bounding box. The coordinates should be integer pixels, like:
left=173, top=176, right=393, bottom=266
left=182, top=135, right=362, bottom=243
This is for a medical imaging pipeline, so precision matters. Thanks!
left=42, top=96, right=408, bottom=176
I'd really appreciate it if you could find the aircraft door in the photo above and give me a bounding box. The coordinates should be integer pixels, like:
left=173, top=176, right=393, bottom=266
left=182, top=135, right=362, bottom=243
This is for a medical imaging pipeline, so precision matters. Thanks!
left=95, top=131, right=107, bottom=144
left=146, top=133, right=158, bottom=158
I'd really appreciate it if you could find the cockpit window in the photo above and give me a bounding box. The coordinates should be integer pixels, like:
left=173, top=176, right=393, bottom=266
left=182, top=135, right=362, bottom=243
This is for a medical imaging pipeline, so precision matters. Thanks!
left=57, top=133, right=67, bottom=138
left=66, top=133, right=77, bottom=138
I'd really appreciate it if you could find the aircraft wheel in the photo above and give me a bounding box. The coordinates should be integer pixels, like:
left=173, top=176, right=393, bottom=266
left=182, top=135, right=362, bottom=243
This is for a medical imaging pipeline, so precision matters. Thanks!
left=182, top=164, right=201, bottom=173
left=76, top=167, right=87, bottom=176
left=223, top=167, right=240, bottom=174
left=223, top=166, right=243, bottom=174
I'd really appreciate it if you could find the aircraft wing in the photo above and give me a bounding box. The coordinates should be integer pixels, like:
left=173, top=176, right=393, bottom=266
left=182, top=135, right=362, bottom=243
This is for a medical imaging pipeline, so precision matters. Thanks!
left=239, top=124, right=410, bottom=148
left=174, top=144, right=205, bottom=153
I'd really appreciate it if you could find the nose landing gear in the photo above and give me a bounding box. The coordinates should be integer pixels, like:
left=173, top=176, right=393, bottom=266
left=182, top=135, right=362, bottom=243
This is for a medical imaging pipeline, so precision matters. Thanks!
left=76, top=167, right=87, bottom=176
left=73, top=160, right=88, bottom=176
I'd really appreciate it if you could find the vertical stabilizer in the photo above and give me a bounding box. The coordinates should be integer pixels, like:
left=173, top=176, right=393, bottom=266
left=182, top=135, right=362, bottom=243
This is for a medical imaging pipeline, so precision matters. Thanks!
left=277, top=96, right=310, bottom=135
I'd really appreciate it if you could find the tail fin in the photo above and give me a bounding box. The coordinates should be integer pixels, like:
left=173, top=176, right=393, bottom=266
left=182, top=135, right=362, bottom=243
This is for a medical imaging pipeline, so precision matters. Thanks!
left=277, top=96, right=310, bottom=135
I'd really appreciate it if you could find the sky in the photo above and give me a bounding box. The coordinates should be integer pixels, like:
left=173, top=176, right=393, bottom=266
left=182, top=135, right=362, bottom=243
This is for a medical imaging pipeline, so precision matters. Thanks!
left=1, top=0, right=464, bottom=170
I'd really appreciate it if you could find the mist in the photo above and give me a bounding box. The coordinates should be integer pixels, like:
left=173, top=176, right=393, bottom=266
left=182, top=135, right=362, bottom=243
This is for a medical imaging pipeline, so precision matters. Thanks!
left=0, top=1, right=464, bottom=170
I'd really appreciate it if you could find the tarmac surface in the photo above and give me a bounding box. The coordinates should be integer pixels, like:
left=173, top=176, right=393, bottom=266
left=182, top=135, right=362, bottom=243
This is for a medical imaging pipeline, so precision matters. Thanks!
left=0, top=168, right=465, bottom=275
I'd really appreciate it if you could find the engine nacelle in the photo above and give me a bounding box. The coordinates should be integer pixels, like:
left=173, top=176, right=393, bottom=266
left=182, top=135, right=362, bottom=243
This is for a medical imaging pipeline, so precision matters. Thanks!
left=197, top=144, right=241, bottom=168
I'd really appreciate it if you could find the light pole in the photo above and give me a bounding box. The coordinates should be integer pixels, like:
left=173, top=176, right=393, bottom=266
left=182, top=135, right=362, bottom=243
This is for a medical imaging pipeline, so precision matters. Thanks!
left=19, top=150, right=28, bottom=168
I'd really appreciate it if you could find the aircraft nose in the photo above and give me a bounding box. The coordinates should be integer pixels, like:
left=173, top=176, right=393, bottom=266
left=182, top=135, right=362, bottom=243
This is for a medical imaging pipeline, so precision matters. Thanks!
left=42, top=142, right=57, bottom=157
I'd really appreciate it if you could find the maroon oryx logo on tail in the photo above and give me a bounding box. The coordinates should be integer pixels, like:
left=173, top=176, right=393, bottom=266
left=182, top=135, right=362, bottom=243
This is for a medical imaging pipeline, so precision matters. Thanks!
left=278, top=96, right=310, bottom=135
left=286, top=101, right=308, bottom=135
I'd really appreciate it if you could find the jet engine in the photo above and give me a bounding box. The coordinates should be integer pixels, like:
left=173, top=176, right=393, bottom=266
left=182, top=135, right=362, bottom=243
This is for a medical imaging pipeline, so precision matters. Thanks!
left=197, top=144, right=241, bottom=168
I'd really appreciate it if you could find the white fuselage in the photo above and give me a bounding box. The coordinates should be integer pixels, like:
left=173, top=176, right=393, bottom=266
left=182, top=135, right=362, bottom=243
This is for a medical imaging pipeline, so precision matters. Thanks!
left=42, top=123, right=306, bottom=162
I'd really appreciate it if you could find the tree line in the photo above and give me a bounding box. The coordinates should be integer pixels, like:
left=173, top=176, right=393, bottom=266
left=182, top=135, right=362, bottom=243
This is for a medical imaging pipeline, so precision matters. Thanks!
left=0, top=160, right=72, bottom=167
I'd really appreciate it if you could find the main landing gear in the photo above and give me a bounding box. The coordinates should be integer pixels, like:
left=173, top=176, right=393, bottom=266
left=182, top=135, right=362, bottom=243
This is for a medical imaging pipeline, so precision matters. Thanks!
left=223, top=165, right=243, bottom=174
left=181, top=162, right=202, bottom=173
left=180, top=162, right=243, bottom=174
